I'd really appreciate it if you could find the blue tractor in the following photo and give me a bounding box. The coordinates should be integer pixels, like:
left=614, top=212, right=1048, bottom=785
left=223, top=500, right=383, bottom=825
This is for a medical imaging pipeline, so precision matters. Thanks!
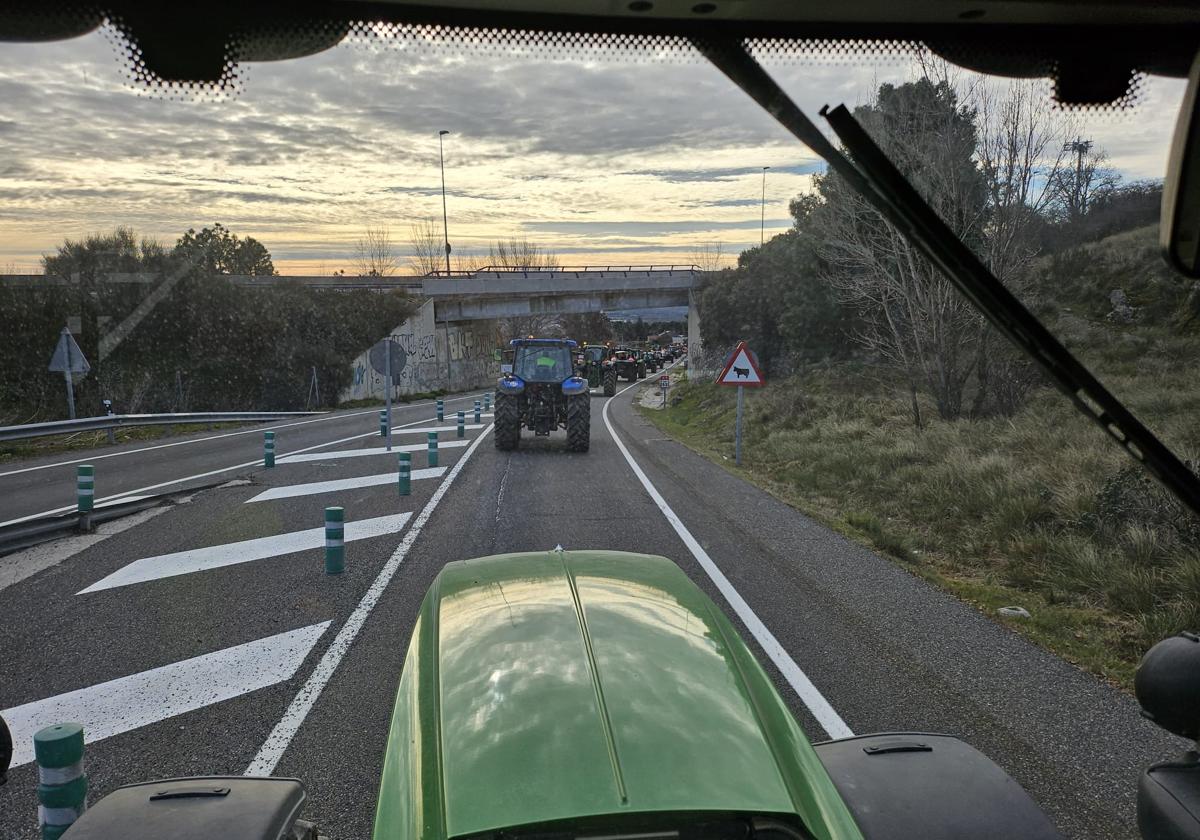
left=494, top=338, right=590, bottom=452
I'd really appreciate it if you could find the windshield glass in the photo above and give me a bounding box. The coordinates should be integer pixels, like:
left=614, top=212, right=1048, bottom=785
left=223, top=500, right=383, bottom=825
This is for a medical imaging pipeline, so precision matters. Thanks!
left=0, top=17, right=1194, bottom=840
left=514, top=345, right=572, bottom=382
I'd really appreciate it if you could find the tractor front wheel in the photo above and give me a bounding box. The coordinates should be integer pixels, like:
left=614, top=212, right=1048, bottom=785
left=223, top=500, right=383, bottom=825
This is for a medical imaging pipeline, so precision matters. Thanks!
left=494, top=393, right=520, bottom=451
left=566, top=392, right=590, bottom=452
left=603, top=369, right=617, bottom=396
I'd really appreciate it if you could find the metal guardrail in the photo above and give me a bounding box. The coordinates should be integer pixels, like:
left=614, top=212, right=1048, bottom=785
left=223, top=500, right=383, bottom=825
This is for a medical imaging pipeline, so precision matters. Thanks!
left=0, top=411, right=322, bottom=443
left=0, top=482, right=229, bottom=558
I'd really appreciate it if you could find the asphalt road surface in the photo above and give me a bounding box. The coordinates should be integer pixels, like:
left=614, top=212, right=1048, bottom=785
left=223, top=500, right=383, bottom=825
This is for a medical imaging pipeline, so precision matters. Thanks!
left=0, top=370, right=1186, bottom=839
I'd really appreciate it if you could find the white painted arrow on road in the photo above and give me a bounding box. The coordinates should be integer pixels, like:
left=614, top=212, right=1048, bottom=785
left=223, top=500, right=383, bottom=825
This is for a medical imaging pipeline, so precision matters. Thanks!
left=3, top=621, right=331, bottom=768
left=78, top=513, right=412, bottom=594
left=277, top=439, right=470, bottom=465
left=245, top=467, right=446, bottom=503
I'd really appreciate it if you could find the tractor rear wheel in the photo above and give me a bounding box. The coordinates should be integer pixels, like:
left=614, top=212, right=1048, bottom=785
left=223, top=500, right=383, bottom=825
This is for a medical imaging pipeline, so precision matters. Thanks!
left=566, top=392, right=590, bottom=452
left=603, top=369, right=617, bottom=396
left=494, top=393, right=520, bottom=451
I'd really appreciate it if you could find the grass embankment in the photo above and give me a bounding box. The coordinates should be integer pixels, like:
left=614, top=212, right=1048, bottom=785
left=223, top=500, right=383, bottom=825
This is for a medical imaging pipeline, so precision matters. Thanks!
left=645, top=230, right=1200, bottom=689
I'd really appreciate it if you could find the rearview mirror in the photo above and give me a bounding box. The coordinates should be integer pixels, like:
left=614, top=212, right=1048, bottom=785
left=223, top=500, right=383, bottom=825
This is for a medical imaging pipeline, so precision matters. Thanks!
left=1162, top=50, right=1200, bottom=277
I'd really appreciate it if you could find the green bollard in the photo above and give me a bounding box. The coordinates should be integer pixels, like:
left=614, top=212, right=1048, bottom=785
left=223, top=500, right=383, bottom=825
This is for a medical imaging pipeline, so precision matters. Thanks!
left=325, top=507, right=344, bottom=575
left=484, top=393, right=491, bottom=411
left=457, top=410, right=465, bottom=438
left=427, top=431, right=439, bottom=468
left=398, top=452, right=411, bottom=496
left=436, top=399, right=444, bottom=422
left=76, top=466, right=93, bottom=513
left=379, top=410, right=388, bottom=437
left=474, top=400, right=481, bottom=423
left=263, top=431, right=275, bottom=468
left=35, top=723, right=87, bottom=840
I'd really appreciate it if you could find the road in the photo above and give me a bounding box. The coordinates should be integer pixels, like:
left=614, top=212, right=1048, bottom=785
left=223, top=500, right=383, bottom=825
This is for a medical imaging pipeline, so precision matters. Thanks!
left=0, top=370, right=1186, bottom=839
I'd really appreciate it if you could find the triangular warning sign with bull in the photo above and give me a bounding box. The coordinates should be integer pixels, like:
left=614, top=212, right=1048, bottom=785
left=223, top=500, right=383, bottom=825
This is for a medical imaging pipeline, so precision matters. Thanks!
left=716, top=341, right=765, bottom=387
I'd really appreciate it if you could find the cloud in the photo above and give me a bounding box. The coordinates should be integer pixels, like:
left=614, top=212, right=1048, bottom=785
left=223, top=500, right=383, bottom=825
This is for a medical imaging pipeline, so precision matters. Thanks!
left=0, top=25, right=1183, bottom=271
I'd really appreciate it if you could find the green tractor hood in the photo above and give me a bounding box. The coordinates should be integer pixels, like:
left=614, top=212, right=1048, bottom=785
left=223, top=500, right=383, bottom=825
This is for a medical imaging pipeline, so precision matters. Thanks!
left=373, top=550, right=862, bottom=840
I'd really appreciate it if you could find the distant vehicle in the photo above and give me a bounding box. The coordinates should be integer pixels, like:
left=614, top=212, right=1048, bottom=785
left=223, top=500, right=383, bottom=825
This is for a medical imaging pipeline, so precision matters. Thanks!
left=494, top=338, right=590, bottom=452
left=578, top=343, right=618, bottom=396
left=610, top=346, right=645, bottom=382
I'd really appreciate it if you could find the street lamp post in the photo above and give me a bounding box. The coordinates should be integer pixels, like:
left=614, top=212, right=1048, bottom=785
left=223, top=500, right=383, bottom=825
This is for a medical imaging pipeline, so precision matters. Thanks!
left=438, top=130, right=451, bottom=274
left=760, top=166, right=770, bottom=246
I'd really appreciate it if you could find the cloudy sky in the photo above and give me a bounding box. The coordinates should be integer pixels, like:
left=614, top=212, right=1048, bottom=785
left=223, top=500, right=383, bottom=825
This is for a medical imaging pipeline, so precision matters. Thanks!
left=0, top=25, right=1187, bottom=274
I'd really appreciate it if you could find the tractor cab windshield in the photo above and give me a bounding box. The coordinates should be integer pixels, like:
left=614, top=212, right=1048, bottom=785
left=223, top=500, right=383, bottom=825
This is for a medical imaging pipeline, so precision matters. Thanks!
left=583, top=346, right=608, bottom=363
left=514, top=344, right=573, bottom=383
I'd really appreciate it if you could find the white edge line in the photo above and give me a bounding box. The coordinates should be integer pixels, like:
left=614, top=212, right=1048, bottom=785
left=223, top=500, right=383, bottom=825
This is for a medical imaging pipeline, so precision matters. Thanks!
left=0, top=411, right=478, bottom=528
left=601, top=366, right=854, bottom=740
left=244, top=421, right=496, bottom=775
left=0, top=392, right=491, bottom=480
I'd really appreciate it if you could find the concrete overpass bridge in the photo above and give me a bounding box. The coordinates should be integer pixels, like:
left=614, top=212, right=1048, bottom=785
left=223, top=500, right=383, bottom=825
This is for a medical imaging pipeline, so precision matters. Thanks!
left=225, top=265, right=700, bottom=323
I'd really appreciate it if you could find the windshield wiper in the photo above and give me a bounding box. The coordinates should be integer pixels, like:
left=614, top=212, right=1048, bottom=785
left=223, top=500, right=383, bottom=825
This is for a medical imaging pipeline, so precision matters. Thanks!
left=694, top=37, right=1200, bottom=521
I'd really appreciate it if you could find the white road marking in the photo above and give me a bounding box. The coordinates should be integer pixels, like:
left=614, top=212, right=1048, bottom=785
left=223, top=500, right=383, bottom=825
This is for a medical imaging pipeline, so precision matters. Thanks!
left=245, top=423, right=495, bottom=775
left=0, top=393, right=491, bottom=480
left=78, top=513, right=413, bottom=594
left=3, top=621, right=331, bottom=769
left=277, top=439, right=470, bottom=465
left=602, top=367, right=854, bottom=740
left=0, top=415, right=448, bottom=528
left=245, top=467, right=446, bottom=503
left=377, top=423, right=485, bottom=436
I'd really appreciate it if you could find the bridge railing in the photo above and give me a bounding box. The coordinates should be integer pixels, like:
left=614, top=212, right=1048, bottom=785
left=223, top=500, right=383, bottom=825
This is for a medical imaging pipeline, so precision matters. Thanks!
left=424, top=264, right=700, bottom=278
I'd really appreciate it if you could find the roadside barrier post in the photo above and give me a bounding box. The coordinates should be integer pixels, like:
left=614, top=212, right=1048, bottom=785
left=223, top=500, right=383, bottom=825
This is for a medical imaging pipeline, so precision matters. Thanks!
left=379, top=410, right=388, bottom=438
left=34, top=723, right=87, bottom=840
left=436, top=399, right=444, bottom=422
left=324, top=507, right=344, bottom=575
left=263, top=431, right=275, bottom=468
left=474, top=400, right=481, bottom=423
left=484, top=393, right=491, bottom=411
left=457, top=411, right=465, bottom=438
left=76, top=466, right=94, bottom=513
left=398, top=452, right=411, bottom=496
left=427, top=432, right=438, bottom=467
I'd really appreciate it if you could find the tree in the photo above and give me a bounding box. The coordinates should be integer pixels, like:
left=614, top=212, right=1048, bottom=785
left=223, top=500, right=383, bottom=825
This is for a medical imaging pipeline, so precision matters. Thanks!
left=353, top=226, right=400, bottom=277
left=409, top=220, right=444, bottom=275
left=814, top=76, right=988, bottom=424
left=488, top=237, right=562, bottom=339
left=689, top=242, right=727, bottom=272
left=559, top=312, right=614, bottom=343
left=173, top=224, right=275, bottom=276
left=1048, top=138, right=1119, bottom=223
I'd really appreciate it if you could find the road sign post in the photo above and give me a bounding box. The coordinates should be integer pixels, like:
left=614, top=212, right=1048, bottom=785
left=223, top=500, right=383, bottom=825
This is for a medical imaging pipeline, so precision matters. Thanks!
left=716, top=341, right=765, bottom=467
left=659, top=374, right=670, bottom=407
left=370, top=337, right=405, bottom=453
left=47, top=328, right=90, bottom=421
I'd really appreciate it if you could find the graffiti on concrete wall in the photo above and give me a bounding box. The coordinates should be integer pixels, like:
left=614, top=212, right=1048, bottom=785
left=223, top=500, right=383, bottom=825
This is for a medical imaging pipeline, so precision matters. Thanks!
left=341, top=301, right=441, bottom=401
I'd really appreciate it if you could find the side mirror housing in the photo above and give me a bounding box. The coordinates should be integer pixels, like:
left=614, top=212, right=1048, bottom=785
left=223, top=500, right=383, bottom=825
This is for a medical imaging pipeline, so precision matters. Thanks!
left=1162, top=50, right=1200, bottom=277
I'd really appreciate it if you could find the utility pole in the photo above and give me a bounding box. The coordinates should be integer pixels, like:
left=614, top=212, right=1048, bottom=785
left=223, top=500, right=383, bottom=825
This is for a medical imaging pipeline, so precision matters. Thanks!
left=438, top=130, right=452, bottom=274
left=1063, top=138, right=1093, bottom=220
left=760, top=166, right=769, bottom=246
